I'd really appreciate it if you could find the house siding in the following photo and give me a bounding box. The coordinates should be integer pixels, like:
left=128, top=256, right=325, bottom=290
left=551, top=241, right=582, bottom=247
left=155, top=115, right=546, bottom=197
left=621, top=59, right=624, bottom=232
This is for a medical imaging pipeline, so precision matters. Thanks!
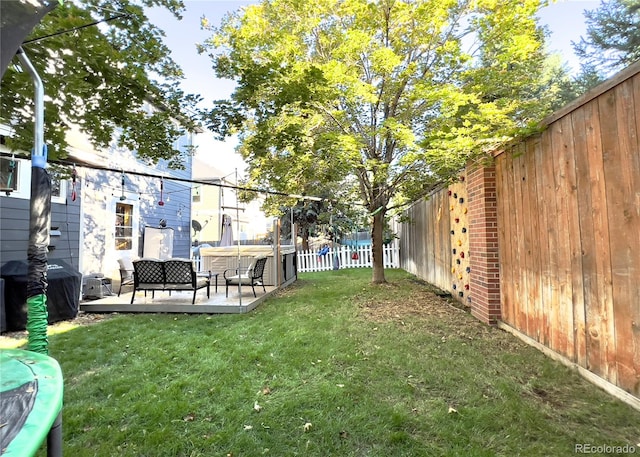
left=2, top=115, right=196, bottom=290
left=140, top=162, right=191, bottom=259
left=79, top=136, right=194, bottom=279
left=0, top=184, right=81, bottom=266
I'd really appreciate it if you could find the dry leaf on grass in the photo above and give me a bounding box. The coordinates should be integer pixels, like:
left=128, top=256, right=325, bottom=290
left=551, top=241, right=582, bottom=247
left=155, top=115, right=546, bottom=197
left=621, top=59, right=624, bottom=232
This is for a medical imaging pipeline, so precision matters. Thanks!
left=303, top=422, right=312, bottom=432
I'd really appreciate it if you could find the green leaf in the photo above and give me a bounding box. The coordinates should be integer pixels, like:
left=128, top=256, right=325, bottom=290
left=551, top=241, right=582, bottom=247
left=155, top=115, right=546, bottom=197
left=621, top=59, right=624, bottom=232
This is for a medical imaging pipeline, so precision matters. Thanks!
left=1, top=0, right=197, bottom=167
left=201, top=0, right=561, bottom=281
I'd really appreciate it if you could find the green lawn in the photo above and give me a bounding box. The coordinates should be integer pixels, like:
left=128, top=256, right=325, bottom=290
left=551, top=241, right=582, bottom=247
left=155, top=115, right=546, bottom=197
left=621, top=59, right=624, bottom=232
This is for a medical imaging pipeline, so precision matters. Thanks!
left=36, top=269, right=639, bottom=456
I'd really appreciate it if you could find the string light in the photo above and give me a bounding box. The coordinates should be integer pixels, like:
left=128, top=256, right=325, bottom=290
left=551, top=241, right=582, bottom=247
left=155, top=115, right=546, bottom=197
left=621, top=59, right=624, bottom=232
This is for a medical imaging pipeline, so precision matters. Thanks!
left=0, top=151, right=329, bottom=203
left=119, top=170, right=126, bottom=201
left=70, top=164, right=77, bottom=201
left=158, top=177, right=165, bottom=206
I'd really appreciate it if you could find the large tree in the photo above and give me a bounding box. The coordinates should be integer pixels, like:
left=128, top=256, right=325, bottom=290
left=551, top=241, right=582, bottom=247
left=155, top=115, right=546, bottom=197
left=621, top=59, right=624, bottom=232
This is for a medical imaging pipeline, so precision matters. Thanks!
left=201, top=0, right=556, bottom=283
left=548, top=0, right=639, bottom=108
left=1, top=0, right=199, bottom=167
left=574, top=0, right=640, bottom=74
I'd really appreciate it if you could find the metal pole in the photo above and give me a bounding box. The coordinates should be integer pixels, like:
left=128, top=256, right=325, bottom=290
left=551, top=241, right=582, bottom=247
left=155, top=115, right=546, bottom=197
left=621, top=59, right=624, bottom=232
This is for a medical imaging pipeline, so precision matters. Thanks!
left=330, top=205, right=339, bottom=270
left=17, top=48, right=43, bottom=164
left=235, top=168, right=242, bottom=308
left=46, top=412, right=62, bottom=457
left=290, top=207, right=294, bottom=245
left=17, top=47, right=62, bottom=457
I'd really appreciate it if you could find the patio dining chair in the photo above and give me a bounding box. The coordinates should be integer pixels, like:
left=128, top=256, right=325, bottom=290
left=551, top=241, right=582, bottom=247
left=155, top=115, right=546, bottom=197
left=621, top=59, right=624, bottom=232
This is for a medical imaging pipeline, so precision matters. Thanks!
left=223, top=256, right=268, bottom=298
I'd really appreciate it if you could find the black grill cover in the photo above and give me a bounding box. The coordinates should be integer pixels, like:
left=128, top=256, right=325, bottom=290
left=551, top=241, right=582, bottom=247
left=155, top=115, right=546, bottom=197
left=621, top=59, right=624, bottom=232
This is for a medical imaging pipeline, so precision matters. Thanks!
left=0, top=260, right=81, bottom=331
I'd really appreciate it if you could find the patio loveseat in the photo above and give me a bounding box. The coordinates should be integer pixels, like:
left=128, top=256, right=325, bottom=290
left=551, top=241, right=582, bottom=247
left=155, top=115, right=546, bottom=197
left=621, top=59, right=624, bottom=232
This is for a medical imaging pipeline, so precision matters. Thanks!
left=131, top=258, right=210, bottom=304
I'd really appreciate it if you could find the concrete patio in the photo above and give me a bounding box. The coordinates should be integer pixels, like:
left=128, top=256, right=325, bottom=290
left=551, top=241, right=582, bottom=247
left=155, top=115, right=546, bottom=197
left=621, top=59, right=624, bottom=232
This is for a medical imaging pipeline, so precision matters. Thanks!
left=79, top=279, right=290, bottom=315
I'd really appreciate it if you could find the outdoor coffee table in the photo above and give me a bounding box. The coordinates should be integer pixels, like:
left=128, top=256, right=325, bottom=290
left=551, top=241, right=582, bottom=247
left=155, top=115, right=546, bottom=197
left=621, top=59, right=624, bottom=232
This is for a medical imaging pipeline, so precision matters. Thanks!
left=198, top=271, right=219, bottom=293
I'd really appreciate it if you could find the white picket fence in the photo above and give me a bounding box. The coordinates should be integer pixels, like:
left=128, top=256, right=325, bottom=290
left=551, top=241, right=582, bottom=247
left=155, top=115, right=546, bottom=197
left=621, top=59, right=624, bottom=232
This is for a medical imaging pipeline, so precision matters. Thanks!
left=297, top=244, right=399, bottom=272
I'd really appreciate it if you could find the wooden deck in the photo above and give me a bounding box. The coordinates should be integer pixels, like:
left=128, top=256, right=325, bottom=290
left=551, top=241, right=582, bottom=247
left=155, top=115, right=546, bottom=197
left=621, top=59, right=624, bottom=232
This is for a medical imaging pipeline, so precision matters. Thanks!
left=80, top=279, right=293, bottom=315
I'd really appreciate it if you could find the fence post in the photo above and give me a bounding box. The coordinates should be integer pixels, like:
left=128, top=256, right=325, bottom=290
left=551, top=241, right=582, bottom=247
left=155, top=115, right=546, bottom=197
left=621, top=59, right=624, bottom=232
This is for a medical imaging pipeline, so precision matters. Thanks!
left=468, top=163, right=501, bottom=324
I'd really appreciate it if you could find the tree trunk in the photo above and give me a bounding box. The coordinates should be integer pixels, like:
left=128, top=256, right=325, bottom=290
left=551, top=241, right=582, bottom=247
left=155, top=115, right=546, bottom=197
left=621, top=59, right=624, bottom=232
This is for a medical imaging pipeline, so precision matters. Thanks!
left=371, top=210, right=386, bottom=284
left=301, top=226, right=310, bottom=251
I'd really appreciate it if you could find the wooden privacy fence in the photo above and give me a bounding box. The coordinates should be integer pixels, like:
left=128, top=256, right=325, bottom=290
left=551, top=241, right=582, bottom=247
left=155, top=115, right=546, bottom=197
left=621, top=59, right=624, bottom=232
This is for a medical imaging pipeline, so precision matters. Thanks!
left=494, top=63, right=640, bottom=401
left=398, top=61, right=640, bottom=404
left=297, top=244, right=399, bottom=273
left=399, top=187, right=452, bottom=292
left=398, top=176, right=471, bottom=303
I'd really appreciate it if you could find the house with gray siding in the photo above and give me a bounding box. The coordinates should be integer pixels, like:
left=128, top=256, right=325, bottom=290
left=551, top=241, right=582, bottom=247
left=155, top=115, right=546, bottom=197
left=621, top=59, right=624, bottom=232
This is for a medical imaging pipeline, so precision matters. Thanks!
left=1, top=122, right=196, bottom=297
left=0, top=153, right=81, bottom=267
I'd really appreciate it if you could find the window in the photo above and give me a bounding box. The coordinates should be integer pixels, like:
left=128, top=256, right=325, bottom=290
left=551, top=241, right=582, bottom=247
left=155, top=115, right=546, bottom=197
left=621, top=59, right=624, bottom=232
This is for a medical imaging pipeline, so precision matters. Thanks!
left=51, top=177, right=60, bottom=196
left=0, top=157, right=19, bottom=194
left=115, top=203, right=134, bottom=250
left=49, top=173, right=67, bottom=204
left=0, top=157, right=67, bottom=202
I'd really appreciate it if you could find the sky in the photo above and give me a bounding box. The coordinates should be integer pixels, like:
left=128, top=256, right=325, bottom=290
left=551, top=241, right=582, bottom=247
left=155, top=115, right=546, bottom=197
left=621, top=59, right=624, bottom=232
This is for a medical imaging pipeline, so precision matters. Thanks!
left=146, top=0, right=603, bottom=175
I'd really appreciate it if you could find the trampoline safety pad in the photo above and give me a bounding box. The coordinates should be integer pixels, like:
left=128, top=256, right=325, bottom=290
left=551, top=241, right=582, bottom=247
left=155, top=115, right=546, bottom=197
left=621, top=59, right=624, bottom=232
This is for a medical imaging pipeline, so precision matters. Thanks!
left=0, top=349, right=63, bottom=456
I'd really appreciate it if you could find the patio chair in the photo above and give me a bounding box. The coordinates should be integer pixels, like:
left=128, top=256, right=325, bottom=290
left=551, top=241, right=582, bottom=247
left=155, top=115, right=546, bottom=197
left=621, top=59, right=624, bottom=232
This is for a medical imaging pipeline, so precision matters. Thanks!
left=117, top=258, right=135, bottom=296
left=224, top=256, right=268, bottom=298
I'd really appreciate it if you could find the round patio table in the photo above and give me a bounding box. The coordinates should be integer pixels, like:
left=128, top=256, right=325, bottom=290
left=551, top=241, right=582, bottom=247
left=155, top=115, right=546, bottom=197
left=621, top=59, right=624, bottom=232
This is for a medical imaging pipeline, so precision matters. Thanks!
left=0, top=349, right=63, bottom=456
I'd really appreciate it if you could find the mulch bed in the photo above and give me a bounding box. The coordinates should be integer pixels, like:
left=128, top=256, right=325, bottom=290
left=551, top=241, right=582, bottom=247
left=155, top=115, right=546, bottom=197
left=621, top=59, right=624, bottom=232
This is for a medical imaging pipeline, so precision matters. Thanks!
left=0, top=312, right=113, bottom=345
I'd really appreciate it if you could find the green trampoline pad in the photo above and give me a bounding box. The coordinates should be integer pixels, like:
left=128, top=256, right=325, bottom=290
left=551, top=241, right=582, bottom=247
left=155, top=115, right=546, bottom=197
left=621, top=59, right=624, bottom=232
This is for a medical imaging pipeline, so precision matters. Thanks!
left=0, top=349, right=63, bottom=456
